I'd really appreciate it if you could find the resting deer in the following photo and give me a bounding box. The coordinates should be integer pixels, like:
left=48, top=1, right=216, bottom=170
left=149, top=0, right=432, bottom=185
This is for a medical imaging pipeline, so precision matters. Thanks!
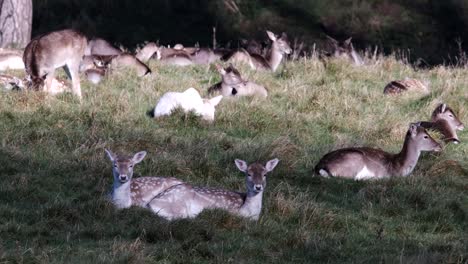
left=420, top=103, right=464, bottom=144
left=23, top=29, right=87, bottom=99
left=383, top=78, right=429, bottom=95
left=153, top=87, right=223, bottom=122
left=105, top=149, right=184, bottom=209
left=85, top=38, right=122, bottom=56
left=148, top=158, right=279, bottom=220
left=314, top=123, right=442, bottom=180
left=0, top=49, right=25, bottom=71
left=208, top=64, right=268, bottom=98
left=325, top=35, right=363, bottom=66
left=136, top=42, right=193, bottom=66
left=1, top=74, right=68, bottom=94
left=223, top=30, right=292, bottom=72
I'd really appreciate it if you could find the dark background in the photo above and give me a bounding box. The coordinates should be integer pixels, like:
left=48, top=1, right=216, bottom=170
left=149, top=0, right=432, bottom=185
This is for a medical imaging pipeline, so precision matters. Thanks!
left=32, top=0, right=468, bottom=65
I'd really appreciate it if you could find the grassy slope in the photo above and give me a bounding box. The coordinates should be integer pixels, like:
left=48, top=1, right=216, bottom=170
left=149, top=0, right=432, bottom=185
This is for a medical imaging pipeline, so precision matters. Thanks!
left=0, top=58, right=467, bottom=263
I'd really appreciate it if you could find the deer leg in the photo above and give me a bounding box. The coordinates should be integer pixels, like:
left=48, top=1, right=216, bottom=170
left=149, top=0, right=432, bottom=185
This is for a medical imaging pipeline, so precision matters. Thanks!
left=43, top=70, right=55, bottom=94
left=67, top=62, right=82, bottom=100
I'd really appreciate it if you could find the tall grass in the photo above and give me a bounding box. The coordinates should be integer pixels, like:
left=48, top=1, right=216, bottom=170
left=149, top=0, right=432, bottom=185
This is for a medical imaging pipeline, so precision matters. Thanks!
left=0, top=56, right=467, bottom=263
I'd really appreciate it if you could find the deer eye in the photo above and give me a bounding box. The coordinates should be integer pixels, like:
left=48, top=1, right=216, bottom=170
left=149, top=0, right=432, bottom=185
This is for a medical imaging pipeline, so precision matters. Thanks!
left=424, top=135, right=429, bottom=139
left=129, top=165, right=133, bottom=168
left=449, top=114, right=453, bottom=118
left=114, top=164, right=118, bottom=168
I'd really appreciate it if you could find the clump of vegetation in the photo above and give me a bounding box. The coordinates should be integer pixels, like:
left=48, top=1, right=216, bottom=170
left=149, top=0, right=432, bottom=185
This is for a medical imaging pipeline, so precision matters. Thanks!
left=0, top=55, right=466, bottom=262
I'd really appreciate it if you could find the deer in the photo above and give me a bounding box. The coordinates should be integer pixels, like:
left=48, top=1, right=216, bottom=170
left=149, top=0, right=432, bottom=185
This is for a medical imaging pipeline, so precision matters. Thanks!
left=314, top=123, right=442, bottom=180
left=0, top=49, right=25, bottom=71
left=383, top=78, right=429, bottom=95
left=23, top=29, right=87, bottom=99
left=223, top=30, right=292, bottom=72
left=419, top=103, right=464, bottom=144
left=1, top=74, right=68, bottom=94
left=105, top=149, right=184, bottom=209
left=325, top=35, right=363, bottom=66
left=148, top=158, right=279, bottom=221
left=80, top=54, right=151, bottom=81
left=152, top=87, right=223, bottom=122
left=85, top=38, right=122, bottom=56
left=136, top=42, right=193, bottom=66
left=208, top=64, right=268, bottom=98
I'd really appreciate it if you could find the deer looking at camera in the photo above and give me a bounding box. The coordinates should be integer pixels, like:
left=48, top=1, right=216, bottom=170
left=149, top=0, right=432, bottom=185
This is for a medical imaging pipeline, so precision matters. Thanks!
left=314, top=123, right=442, bottom=180
left=105, top=149, right=184, bottom=209
left=223, top=30, right=292, bottom=72
left=148, top=158, right=279, bottom=221
left=325, top=35, right=363, bottom=66
left=23, top=29, right=87, bottom=99
left=420, top=103, right=464, bottom=144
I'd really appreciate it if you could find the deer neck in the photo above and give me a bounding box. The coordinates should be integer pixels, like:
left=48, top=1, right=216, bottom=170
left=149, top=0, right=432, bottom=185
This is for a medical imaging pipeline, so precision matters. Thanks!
left=267, top=43, right=284, bottom=71
left=392, top=136, right=421, bottom=176
left=350, top=50, right=363, bottom=65
left=238, top=190, right=264, bottom=220
left=112, top=180, right=132, bottom=209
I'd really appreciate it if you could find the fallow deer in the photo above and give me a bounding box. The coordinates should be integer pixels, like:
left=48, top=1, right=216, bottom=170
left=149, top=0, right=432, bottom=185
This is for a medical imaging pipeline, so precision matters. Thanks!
left=314, top=123, right=442, bottom=180
left=153, top=87, right=223, bottom=122
left=325, top=35, right=363, bottom=66
left=105, top=149, right=184, bottom=209
left=383, top=78, right=429, bottom=95
left=85, top=38, right=122, bottom=56
left=223, top=31, right=292, bottom=72
left=23, top=29, right=87, bottom=99
left=420, top=103, right=464, bottom=144
left=208, top=64, right=268, bottom=98
left=1, top=74, right=68, bottom=94
left=0, top=49, right=25, bottom=71
left=136, top=42, right=193, bottom=66
left=148, top=158, right=279, bottom=220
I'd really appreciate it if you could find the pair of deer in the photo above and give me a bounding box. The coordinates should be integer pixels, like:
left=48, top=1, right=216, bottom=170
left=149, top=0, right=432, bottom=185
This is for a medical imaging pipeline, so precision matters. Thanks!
left=315, top=104, right=464, bottom=180
left=23, top=29, right=151, bottom=100
left=105, top=149, right=279, bottom=221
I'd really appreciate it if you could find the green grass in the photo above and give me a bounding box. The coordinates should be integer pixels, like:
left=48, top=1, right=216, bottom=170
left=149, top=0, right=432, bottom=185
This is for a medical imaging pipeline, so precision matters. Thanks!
left=0, top=57, right=467, bottom=263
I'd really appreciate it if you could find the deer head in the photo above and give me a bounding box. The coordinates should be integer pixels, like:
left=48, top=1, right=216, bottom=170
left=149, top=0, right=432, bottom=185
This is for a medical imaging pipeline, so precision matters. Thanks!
left=235, top=159, right=279, bottom=193
left=407, top=123, right=442, bottom=152
left=105, top=149, right=147, bottom=184
left=267, top=31, right=292, bottom=55
left=431, top=103, right=464, bottom=131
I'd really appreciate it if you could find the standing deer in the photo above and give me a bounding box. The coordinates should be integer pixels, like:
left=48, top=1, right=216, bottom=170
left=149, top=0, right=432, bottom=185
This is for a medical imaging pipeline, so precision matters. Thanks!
left=148, top=158, right=279, bottom=220
left=325, top=35, right=363, bottom=66
left=420, top=103, right=464, bottom=144
left=23, top=29, right=87, bottom=99
left=105, top=149, right=184, bottom=209
left=208, top=64, right=268, bottom=98
left=383, top=78, right=429, bottom=95
left=314, top=123, right=442, bottom=180
left=223, top=30, right=292, bottom=72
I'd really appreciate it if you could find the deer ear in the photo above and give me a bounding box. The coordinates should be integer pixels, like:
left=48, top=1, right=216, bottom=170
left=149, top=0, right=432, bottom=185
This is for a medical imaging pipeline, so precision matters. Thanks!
left=440, top=103, right=446, bottom=113
left=215, top=64, right=226, bottom=75
left=266, top=30, right=277, bottom=41
left=344, top=37, right=352, bottom=46
left=265, top=158, right=279, bottom=172
left=281, top=32, right=288, bottom=40
left=409, top=123, right=419, bottom=137
left=235, top=159, right=248, bottom=172
left=209, top=95, right=223, bottom=106
left=105, top=149, right=115, bottom=161
left=132, top=151, right=147, bottom=164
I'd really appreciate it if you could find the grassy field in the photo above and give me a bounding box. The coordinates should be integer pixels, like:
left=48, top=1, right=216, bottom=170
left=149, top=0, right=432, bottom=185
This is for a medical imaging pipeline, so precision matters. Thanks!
left=0, top=56, right=467, bottom=263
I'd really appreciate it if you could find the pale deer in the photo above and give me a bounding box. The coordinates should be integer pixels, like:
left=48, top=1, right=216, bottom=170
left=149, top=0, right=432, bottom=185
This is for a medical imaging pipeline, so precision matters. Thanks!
left=383, top=78, right=429, bottom=95
left=153, top=87, right=223, bottom=122
left=85, top=38, right=122, bottom=56
left=208, top=64, right=268, bottom=98
left=325, top=35, right=363, bottom=66
left=420, top=103, right=464, bottom=144
left=23, top=29, right=87, bottom=99
left=223, top=30, right=292, bottom=71
left=0, top=49, right=25, bottom=71
left=315, top=123, right=442, bottom=180
left=105, top=149, right=184, bottom=209
left=0, top=74, right=24, bottom=90
left=136, top=42, right=193, bottom=66
left=148, top=158, right=279, bottom=220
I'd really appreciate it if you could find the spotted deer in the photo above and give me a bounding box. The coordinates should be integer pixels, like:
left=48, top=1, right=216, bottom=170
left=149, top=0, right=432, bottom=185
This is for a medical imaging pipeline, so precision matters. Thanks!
left=223, top=30, right=292, bottom=72
left=325, top=35, right=363, bottom=66
left=105, top=149, right=184, bottom=209
left=208, top=64, right=268, bottom=98
left=315, top=123, right=442, bottom=180
left=148, top=158, right=279, bottom=220
left=383, top=78, right=429, bottom=95
left=420, top=103, right=464, bottom=144
left=23, top=29, right=87, bottom=99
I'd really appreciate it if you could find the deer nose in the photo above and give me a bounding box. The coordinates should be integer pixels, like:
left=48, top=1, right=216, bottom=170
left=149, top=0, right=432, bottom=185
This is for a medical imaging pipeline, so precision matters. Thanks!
left=119, top=175, right=128, bottom=182
left=458, top=124, right=464, bottom=131
left=254, top=185, right=263, bottom=191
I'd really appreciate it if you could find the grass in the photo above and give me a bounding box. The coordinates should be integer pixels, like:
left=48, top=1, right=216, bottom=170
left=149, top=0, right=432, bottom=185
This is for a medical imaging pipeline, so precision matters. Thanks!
left=0, top=56, right=467, bottom=263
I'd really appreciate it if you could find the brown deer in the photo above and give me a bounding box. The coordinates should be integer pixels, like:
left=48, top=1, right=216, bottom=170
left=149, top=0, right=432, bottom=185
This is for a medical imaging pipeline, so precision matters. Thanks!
left=383, top=78, right=429, bottom=95
left=148, top=158, right=279, bottom=220
left=325, top=35, right=363, bottom=66
left=23, top=29, right=87, bottom=99
left=420, top=103, right=464, bottom=144
left=314, top=123, right=442, bottom=180
left=208, top=64, right=268, bottom=98
left=105, top=149, right=184, bottom=209
left=223, top=30, right=292, bottom=71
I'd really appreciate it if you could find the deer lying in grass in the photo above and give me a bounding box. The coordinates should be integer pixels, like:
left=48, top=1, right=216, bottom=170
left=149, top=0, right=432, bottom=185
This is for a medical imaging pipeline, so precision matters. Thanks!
left=208, top=64, right=268, bottom=98
left=1, top=74, right=68, bottom=94
left=105, top=149, right=184, bottom=209
left=223, top=30, right=292, bottom=71
left=325, top=35, right=363, bottom=66
left=420, top=103, right=464, bottom=144
left=136, top=42, right=193, bottom=66
left=314, top=123, right=442, bottom=180
left=23, top=29, right=87, bottom=99
left=0, top=49, right=25, bottom=71
left=383, top=78, right=429, bottom=95
left=153, top=87, right=223, bottom=122
left=148, top=158, right=279, bottom=220
left=85, top=38, right=122, bottom=56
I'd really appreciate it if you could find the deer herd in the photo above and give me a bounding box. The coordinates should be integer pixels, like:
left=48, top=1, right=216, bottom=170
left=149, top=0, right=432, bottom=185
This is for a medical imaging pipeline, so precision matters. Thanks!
left=0, top=28, right=465, bottom=221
